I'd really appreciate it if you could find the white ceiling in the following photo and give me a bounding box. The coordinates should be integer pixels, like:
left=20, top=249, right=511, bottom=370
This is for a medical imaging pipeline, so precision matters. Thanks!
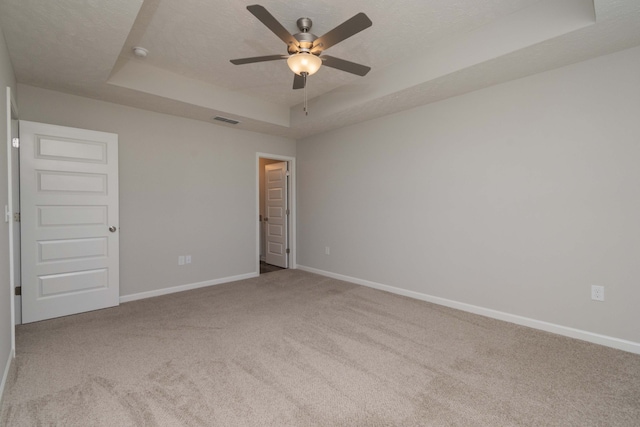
left=0, top=0, right=639, bottom=138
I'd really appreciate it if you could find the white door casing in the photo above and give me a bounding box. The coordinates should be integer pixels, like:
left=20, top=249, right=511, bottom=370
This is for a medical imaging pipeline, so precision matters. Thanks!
left=20, top=121, right=119, bottom=323
left=265, top=161, right=288, bottom=268
left=6, top=87, right=18, bottom=351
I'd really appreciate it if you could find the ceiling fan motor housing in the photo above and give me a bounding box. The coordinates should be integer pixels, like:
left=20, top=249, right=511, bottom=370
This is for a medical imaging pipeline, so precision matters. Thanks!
left=290, top=28, right=317, bottom=53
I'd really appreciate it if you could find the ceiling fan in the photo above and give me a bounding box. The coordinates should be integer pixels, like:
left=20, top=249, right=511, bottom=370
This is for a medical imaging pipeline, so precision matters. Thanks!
left=230, top=5, right=372, bottom=90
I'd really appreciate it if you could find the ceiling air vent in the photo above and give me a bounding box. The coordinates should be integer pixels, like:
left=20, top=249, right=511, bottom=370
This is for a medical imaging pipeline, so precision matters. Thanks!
left=213, top=116, right=240, bottom=125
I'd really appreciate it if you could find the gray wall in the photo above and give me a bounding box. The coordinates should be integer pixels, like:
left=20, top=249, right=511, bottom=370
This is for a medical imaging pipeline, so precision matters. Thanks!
left=0, top=21, right=17, bottom=392
left=17, top=85, right=296, bottom=298
left=297, top=46, right=640, bottom=344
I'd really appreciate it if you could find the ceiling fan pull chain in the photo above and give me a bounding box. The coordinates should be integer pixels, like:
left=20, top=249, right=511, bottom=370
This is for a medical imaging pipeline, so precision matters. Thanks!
left=304, top=73, right=309, bottom=116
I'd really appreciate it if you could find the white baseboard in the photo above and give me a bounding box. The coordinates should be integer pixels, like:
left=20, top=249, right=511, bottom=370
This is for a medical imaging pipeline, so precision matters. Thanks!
left=120, top=272, right=259, bottom=303
left=296, top=265, right=640, bottom=355
left=0, top=348, right=14, bottom=406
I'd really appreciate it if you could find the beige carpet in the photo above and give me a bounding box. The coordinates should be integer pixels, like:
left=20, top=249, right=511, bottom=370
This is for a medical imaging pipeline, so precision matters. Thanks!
left=1, top=269, right=639, bottom=426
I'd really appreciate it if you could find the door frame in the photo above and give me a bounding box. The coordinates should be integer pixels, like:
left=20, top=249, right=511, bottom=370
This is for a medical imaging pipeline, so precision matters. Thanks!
left=6, top=86, right=18, bottom=355
left=256, top=153, right=296, bottom=273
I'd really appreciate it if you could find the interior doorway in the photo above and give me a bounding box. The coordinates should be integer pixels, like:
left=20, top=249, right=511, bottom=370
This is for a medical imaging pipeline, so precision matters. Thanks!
left=256, top=153, right=295, bottom=275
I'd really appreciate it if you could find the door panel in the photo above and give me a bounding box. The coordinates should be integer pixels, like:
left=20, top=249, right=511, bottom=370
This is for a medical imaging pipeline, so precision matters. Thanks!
left=38, top=237, right=108, bottom=261
left=39, top=269, right=108, bottom=296
left=37, top=137, right=107, bottom=162
left=37, top=171, right=107, bottom=193
left=38, top=205, right=107, bottom=226
left=265, top=162, right=288, bottom=268
left=20, top=120, right=119, bottom=323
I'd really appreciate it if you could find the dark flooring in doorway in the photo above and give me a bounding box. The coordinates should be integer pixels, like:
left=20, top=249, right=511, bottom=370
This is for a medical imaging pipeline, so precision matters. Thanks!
left=260, top=261, right=286, bottom=275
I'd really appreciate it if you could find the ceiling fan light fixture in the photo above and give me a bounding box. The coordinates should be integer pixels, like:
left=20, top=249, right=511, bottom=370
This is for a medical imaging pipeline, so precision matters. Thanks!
left=287, top=52, right=322, bottom=76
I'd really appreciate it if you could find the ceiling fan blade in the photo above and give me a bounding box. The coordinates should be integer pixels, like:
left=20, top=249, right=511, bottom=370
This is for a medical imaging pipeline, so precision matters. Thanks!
left=230, top=55, right=287, bottom=65
left=311, top=13, right=372, bottom=54
left=293, top=73, right=306, bottom=90
left=247, top=5, right=300, bottom=51
left=321, top=55, right=371, bottom=76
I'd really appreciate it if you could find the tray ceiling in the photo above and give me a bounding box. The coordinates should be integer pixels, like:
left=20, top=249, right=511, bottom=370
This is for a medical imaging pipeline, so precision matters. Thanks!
left=0, top=0, right=639, bottom=138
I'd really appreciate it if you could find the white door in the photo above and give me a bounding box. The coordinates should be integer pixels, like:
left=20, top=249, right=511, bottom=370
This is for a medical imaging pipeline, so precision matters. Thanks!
left=20, top=121, right=119, bottom=323
left=265, top=161, right=288, bottom=268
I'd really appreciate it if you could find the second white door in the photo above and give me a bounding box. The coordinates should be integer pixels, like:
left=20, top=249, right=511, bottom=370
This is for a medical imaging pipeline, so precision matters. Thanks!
left=265, top=161, right=288, bottom=268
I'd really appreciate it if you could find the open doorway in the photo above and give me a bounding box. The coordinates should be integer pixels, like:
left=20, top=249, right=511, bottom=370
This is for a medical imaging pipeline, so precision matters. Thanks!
left=256, top=153, right=295, bottom=275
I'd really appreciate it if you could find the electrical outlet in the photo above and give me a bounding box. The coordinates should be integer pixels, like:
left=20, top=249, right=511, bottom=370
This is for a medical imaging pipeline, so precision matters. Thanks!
left=178, top=256, right=185, bottom=266
left=325, top=246, right=330, bottom=255
left=591, top=285, right=604, bottom=301
left=186, top=255, right=191, bottom=264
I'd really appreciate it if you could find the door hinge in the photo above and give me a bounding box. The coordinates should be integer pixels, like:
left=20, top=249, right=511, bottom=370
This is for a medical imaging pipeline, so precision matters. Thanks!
left=12, top=137, right=19, bottom=148
left=15, top=286, right=21, bottom=296
left=286, top=209, right=290, bottom=215
left=13, top=212, right=20, bottom=222
left=286, top=248, right=290, bottom=254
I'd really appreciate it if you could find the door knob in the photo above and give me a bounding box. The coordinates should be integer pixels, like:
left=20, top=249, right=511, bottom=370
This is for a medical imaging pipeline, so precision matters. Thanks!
left=109, top=226, right=117, bottom=233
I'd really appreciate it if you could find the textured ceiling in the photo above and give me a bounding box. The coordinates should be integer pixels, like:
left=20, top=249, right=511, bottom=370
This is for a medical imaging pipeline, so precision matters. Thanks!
left=0, top=0, right=639, bottom=139
left=128, top=0, right=539, bottom=106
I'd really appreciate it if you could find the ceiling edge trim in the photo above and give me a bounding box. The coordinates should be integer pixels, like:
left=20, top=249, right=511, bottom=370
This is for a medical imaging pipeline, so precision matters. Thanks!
left=108, top=60, right=291, bottom=127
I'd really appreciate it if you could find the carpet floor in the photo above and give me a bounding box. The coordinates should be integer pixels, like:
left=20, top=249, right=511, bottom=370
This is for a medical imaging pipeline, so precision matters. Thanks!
left=1, top=269, right=639, bottom=426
